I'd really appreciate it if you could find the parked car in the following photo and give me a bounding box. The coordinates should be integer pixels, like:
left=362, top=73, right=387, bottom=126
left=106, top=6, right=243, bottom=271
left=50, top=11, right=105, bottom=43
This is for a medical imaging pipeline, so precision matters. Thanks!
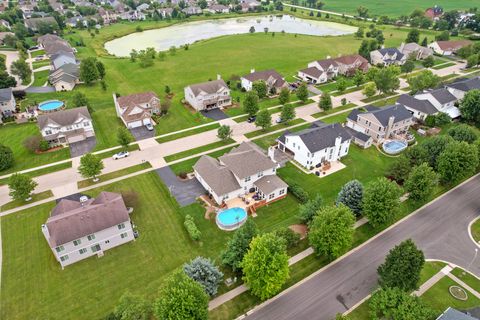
left=112, top=151, right=129, bottom=160
left=145, top=123, right=154, bottom=131
left=247, top=115, right=256, bottom=123
left=276, top=117, right=284, bottom=124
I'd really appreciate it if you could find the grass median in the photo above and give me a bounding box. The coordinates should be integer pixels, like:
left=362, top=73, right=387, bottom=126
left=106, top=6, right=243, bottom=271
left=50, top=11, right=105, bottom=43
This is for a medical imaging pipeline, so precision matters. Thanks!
left=0, top=161, right=72, bottom=186
left=77, top=162, right=152, bottom=189
left=1, top=190, right=54, bottom=211
left=156, top=123, right=221, bottom=144
left=164, top=138, right=236, bottom=163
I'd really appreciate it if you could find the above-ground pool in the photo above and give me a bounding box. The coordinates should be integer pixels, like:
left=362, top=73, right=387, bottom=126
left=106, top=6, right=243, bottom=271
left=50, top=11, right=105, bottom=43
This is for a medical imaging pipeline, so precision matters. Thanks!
left=38, top=100, right=64, bottom=112
left=216, top=207, right=247, bottom=231
left=382, top=140, right=408, bottom=155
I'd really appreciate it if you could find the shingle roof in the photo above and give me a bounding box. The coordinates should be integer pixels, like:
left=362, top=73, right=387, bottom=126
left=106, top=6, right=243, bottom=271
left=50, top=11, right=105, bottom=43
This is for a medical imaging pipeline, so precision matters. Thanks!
left=25, top=16, right=57, bottom=30
left=116, top=92, right=158, bottom=108
left=299, top=66, right=323, bottom=79
left=428, top=88, right=457, bottom=104
left=344, top=126, right=371, bottom=143
left=378, top=47, right=405, bottom=61
left=287, top=122, right=351, bottom=153
left=447, top=77, right=480, bottom=92
left=187, top=79, right=229, bottom=97
left=219, top=142, right=276, bottom=179
left=0, top=87, right=12, bottom=102
left=49, top=63, right=79, bottom=84
left=435, top=40, right=473, bottom=51
left=369, top=104, right=413, bottom=126
left=37, top=107, right=91, bottom=130
left=437, top=307, right=479, bottom=320
left=46, top=192, right=129, bottom=247
left=313, top=58, right=338, bottom=70
left=254, top=175, right=287, bottom=195
left=242, top=69, right=286, bottom=88
left=397, top=94, right=438, bottom=115
left=193, top=155, right=241, bottom=195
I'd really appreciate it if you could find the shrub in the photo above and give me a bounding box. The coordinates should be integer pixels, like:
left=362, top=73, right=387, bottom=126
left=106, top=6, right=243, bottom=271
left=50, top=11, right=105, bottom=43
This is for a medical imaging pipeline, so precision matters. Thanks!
left=23, top=135, right=41, bottom=152
left=121, top=189, right=139, bottom=208
left=184, top=215, right=201, bottom=241
left=0, top=144, right=14, bottom=171
left=178, top=171, right=188, bottom=179
left=39, top=140, right=49, bottom=152
left=183, top=257, right=223, bottom=296
left=274, top=227, right=301, bottom=249
left=289, top=183, right=309, bottom=203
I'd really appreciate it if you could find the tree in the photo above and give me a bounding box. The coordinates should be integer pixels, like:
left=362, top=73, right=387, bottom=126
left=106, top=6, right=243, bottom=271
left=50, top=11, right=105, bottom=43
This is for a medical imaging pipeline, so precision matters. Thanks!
left=130, top=49, right=138, bottom=62
left=447, top=124, right=478, bottom=143
left=369, top=287, right=436, bottom=320
left=358, top=40, right=371, bottom=60
left=0, top=144, right=14, bottom=171
left=318, top=92, right=332, bottom=111
left=437, top=141, right=479, bottom=184
left=353, top=70, right=365, bottom=87
left=459, top=89, right=480, bottom=125
left=421, top=135, right=454, bottom=169
left=296, top=83, right=309, bottom=103
left=387, top=155, right=412, bottom=184
left=374, top=66, right=400, bottom=94
left=117, top=128, right=133, bottom=151
left=183, top=257, right=223, bottom=296
left=23, top=135, right=42, bottom=152
left=378, top=239, right=425, bottom=291
left=11, top=59, right=31, bottom=83
left=407, top=70, right=440, bottom=93
left=363, top=178, right=401, bottom=227
left=362, top=82, right=377, bottom=98
left=405, top=28, right=420, bottom=43
left=72, top=92, right=89, bottom=108
left=80, top=57, right=100, bottom=85
left=404, top=144, right=429, bottom=167
left=278, top=88, right=290, bottom=105
left=336, top=77, right=348, bottom=92
left=114, top=292, right=152, bottom=320
left=336, top=180, right=364, bottom=217
left=78, top=153, right=104, bottom=181
left=8, top=173, right=37, bottom=201
left=154, top=269, right=208, bottom=320
left=421, top=36, right=428, bottom=47
left=96, top=60, right=106, bottom=79
left=298, top=195, right=323, bottom=224
left=241, top=233, right=289, bottom=300
left=400, top=59, right=415, bottom=74
left=0, top=71, right=16, bottom=88
left=217, top=125, right=232, bottom=141
left=160, top=98, right=171, bottom=115
left=221, top=219, right=258, bottom=271
left=255, top=109, right=272, bottom=131
left=355, top=26, right=364, bottom=38
left=404, top=163, right=438, bottom=201
left=252, top=80, right=268, bottom=98
left=243, top=91, right=259, bottom=117
left=356, top=6, right=369, bottom=18
left=280, top=104, right=295, bottom=124
left=422, top=55, right=435, bottom=68
left=467, top=54, right=479, bottom=68
left=308, top=205, right=355, bottom=259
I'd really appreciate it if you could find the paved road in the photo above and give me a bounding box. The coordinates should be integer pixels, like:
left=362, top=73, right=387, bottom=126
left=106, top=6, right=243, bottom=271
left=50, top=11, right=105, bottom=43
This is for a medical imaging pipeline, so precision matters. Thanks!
left=245, top=175, right=480, bottom=320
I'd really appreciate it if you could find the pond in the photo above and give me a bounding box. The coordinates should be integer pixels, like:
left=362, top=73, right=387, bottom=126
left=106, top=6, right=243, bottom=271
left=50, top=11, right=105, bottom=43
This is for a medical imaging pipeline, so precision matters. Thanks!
left=104, top=15, right=357, bottom=57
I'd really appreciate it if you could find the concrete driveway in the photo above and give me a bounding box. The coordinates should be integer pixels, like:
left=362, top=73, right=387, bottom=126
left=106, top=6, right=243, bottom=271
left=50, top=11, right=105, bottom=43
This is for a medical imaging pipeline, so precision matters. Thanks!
left=69, top=137, right=96, bottom=157
left=155, top=167, right=206, bottom=207
left=130, top=126, right=155, bottom=141
left=245, top=175, right=480, bottom=320
left=201, top=109, right=229, bottom=121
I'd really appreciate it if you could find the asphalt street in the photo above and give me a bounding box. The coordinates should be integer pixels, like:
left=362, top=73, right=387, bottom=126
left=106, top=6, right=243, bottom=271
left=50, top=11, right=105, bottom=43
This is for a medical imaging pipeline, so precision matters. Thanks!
left=245, top=175, right=480, bottom=320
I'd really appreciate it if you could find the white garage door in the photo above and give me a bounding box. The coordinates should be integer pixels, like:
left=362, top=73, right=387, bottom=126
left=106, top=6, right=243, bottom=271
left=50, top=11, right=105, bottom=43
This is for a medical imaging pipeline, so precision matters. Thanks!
left=67, top=135, right=85, bottom=144
left=128, top=121, right=143, bottom=128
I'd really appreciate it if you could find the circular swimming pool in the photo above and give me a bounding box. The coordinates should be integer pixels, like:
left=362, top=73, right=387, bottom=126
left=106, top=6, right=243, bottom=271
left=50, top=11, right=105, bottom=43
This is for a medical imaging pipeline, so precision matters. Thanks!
left=216, top=207, right=247, bottom=231
left=382, top=140, right=408, bottom=155
left=38, top=100, right=64, bottom=112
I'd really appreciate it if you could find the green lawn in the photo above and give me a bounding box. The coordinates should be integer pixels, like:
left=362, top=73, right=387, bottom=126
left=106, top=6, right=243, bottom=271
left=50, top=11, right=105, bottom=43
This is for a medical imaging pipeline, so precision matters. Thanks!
left=0, top=123, right=71, bottom=174
left=1, top=190, right=53, bottom=211
left=156, top=123, right=220, bottom=144
left=97, top=144, right=140, bottom=159
left=32, top=70, right=49, bottom=86
left=332, top=84, right=365, bottom=97
left=311, top=103, right=357, bottom=118
left=450, top=268, right=480, bottom=293
left=30, top=49, right=45, bottom=58
left=244, top=118, right=306, bottom=138
left=164, top=138, right=236, bottom=162
left=169, top=146, right=236, bottom=175
left=252, top=122, right=313, bottom=150
left=361, top=92, right=397, bottom=103
left=32, top=60, right=50, bottom=70
left=432, top=62, right=456, bottom=70
left=77, top=162, right=152, bottom=188
left=471, top=218, right=480, bottom=244
left=0, top=161, right=72, bottom=186
left=422, top=276, right=480, bottom=312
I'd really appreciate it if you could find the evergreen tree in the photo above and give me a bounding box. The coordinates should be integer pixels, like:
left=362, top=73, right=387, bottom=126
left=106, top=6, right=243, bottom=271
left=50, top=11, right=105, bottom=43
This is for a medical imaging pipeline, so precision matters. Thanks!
left=336, top=180, right=364, bottom=216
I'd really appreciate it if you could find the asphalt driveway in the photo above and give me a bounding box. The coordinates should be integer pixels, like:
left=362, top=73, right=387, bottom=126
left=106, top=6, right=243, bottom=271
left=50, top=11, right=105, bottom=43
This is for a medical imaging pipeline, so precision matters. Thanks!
left=69, top=137, right=96, bottom=157
left=130, top=126, right=155, bottom=141
left=201, top=109, right=229, bottom=120
left=155, top=166, right=206, bottom=207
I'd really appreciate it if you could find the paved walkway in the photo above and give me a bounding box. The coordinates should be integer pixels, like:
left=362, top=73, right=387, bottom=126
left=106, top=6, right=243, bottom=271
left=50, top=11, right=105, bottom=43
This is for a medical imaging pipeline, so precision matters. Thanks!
left=413, top=264, right=452, bottom=296
left=448, top=272, right=480, bottom=299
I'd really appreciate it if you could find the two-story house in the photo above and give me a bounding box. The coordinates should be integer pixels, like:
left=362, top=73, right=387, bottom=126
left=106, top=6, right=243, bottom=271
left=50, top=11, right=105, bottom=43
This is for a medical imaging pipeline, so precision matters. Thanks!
left=428, top=40, right=473, bottom=56
left=414, top=88, right=460, bottom=119
left=446, top=77, right=480, bottom=100
left=276, top=122, right=351, bottom=169
left=113, top=92, right=160, bottom=129
left=398, top=42, right=433, bottom=60
left=193, top=142, right=287, bottom=205
left=346, top=105, right=413, bottom=143
left=397, top=94, right=438, bottom=121
left=370, top=48, right=407, bottom=66
left=38, top=107, right=95, bottom=145
left=41, top=192, right=135, bottom=268
left=184, top=78, right=232, bottom=111
left=49, top=63, right=80, bottom=91
left=0, top=88, right=16, bottom=120
left=240, top=69, right=288, bottom=93
left=333, top=54, right=369, bottom=76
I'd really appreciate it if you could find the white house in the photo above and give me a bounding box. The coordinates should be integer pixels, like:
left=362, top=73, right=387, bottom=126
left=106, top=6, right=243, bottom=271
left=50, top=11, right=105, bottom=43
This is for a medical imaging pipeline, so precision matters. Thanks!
left=194, top=142, right=288, bottom=205
left=428, top=40, right=473, bottom=56
left=346, top=105, right=413, bottom=143
left=445, top=77, right=480, bottom=100
left=414, top=88, right=460, bottom=119
left=277, top=122, right=351, bottom=169
left=0, top=88, right=16, bottom=119
left=113, top=92, right=160, bottom=129
left=51, top=51, right=76, bottom=70
left=184, top=78, right=232, bottom=111
left=49, top=63, right=80, bottom=91
left=41, top=192, right=135, bottom=268
left=37, top=107, right=95, bottom=145
left=241, top=69, right=288, bottom=93
left=370, top=48, right=406, bottom=66
left=398, top=42, right=433, bottom=60
left=397, top=94, right=438, bottom=121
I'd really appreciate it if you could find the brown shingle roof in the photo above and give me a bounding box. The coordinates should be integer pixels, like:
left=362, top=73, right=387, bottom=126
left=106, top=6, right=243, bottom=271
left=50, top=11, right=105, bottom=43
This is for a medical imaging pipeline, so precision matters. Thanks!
left=254, top=175, right=287, bottom=195
left=219, top=142, right=276, bottom=179
left=116, top=92, right=159, bottom=109
left=242, top=69, right=286, bottom=88
left=37, top=107, right=91, bottom=130
left=187, top=79, right=228, bottom=97
left=436, top=40, right=473, bottom=51
left=46, top=192, right=129, bottom=247
left=193, top=155, right=241, bottom=195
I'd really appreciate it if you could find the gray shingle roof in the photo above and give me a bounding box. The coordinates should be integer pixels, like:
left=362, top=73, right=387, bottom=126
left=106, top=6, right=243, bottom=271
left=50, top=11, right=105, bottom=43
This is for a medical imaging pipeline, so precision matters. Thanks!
left=378, top=47, right=405, bottom=61
left=254, top=175, right=287, bottom=195
left=219, top=142, right=276, bottom=179
left=37, top=107, right=91, bottom=130
left=0, top=87, right=12, bottom=102
left=349, top=105, right=413, bottom=127
left=193, top=155, right=241, bottom=195
left=437, top=307, right=479, bottom=320
left=344, top=126, right=371, bottom=143
left=299, top=66, right=323, bottom=78
left=428, top=88, right=457, bottom=104
left=447, top=77, right=480, bottom=92
left=187, top=79, right=228, bottom=97
left=397, top=94, right=438, bottom=115
left=242, top=69, right=286, bottom=88
left=287, top=122, right=351, bottom=153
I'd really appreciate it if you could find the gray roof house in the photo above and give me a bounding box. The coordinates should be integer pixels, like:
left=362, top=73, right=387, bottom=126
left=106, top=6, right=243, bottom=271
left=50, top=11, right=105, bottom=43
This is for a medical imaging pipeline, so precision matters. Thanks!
left=51, top=51, right=77, bottom=70
left=370, top=47, right=407, bottom=66
left=49, top=63, right=80, bottom=91
left=414, top=88, right=460, bottom=119
left=184, top=78, right=232, bottom=111
left=436, top=307, right=479, bottom=320
left=446, top=77, right=480, bottom=100
left=41, top=191, right=135, bottom=268
left=0, top=87, right=16, bottom=119
left=194, top=142, right=287, bottom=205
left=398, top=42, right=433, bottom=60
left=24, top=16, right=57, bottom=31
left=397, top=93, right=437, bottom=121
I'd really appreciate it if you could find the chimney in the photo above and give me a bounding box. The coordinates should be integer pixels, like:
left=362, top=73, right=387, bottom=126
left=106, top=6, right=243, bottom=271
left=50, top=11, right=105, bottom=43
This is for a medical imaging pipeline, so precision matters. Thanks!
left=250, top=68, right=255, bottom=74
left=217, top=74, right=221, bottom=80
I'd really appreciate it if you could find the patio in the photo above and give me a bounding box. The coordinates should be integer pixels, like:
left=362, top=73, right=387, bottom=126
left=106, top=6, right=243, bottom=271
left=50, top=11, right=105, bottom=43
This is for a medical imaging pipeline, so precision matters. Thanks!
left=290, top=160, right=346, bottom=178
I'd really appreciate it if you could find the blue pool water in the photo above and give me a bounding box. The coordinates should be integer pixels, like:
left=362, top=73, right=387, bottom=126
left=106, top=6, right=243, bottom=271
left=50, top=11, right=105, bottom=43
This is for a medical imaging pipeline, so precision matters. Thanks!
left=217, top=207, right=247, bottom=227
left=38, top=100, right=64, bottom=111
left=383, top=140, right=408, bottom=155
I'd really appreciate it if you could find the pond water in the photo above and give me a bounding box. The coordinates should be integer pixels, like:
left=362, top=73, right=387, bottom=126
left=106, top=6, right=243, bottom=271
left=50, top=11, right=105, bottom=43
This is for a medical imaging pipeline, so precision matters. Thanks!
left=104, top=15, right=357, bottom=56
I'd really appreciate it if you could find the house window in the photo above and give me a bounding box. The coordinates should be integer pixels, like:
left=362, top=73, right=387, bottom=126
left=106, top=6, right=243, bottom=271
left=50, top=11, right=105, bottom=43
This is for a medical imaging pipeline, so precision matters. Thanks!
left=45, top=130, right=52, bottom=135
left=105, top=240, right=110, bottom=244
left=79, top=248, right=87, bottom=255
left=120, top=232, right=128, bottom=239
left=269, top=193, right=275, bottom=200
left=87, top=234, right=96, bottom=241
left=117, top=223, right=125, bottom=230
left=279, top=189, right=285, bottom=195
left=55, top=246, right=64, bottom=253
left=66, top=126, right=72, bottom=130
left=60, top=255, right=69, bottom=262
left=244, top=176, right=251, bottom=182
left=73, top=239, right=81, bottom=246
left=91, top=244, right=101, bottom=253
left=257, top=172, right=263, bottom=178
